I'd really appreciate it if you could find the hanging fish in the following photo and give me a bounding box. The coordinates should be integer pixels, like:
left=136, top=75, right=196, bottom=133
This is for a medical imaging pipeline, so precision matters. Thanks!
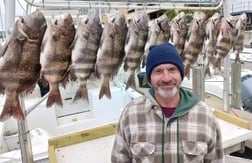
left=170, top=12, right=188, bottom=55
left=0, top=11, right=47, bottom=121
left=183, top=11, right=206, bottom=78
left=203, top=12, right=221, bottom=77
left=71, top=12, right=103, bottom=103
left=233, top=13, right=247, bottom=63
left=213, top=16, right=237, bottom=71
left=95, top=12, right=128, bottom=99
left=40, top=13, right=76, bottom=108
left=142, top=14, right=170, bottom=68
left=123, top=11, right=148, bottom=90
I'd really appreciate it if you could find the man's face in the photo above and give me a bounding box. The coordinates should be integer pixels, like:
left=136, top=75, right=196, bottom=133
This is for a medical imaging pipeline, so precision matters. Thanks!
left=150, top=63, right=182, bottom=99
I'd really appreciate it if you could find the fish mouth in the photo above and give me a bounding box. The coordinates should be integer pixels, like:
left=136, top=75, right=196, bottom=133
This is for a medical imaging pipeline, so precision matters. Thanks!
left=157, top=20, right=165, bottom=32
left=226, top=20, right=234, bottom=29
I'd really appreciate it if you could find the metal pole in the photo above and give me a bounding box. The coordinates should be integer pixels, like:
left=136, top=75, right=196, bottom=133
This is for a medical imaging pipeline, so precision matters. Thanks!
left=223, top=53, right=230, bottom=112
left=4, top=0, right=15, bottom=38
left=231, top=62, right=242, bottom=110
left=17, top=92, right=34, bottom=163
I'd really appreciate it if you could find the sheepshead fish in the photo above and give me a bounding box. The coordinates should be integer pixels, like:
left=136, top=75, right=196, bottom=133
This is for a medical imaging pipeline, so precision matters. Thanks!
left=142, top=14, right=170, bottom=68
left=71, top=12, right=103, bottom=102
left=123, top=11, right=148, bottom=90
left=203, top=12, right=221, bottom=77
left=233, top=13, right=247, bottom=63
left=170, top=12, right=188, bottom=55
left=40, top=13, right=75, bottom=108
left=183, top=11, right=206, bottom=78
left=95, top=12, right=127, bottom=99
left=0, top=11, right=47, bottom=121
left=214, top=16, right=237, bottom=71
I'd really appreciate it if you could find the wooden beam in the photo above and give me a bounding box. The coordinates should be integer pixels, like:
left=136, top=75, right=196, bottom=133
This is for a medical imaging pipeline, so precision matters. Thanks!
left=48, top=145, right=57, bottom=163
left=48, top=123, right=117, bottom=149
left=214, top=109, right=250, bottom=129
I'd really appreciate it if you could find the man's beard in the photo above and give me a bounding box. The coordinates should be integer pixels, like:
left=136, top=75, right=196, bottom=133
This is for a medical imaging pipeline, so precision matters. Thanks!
left=156, top=85, right=179, bottom=99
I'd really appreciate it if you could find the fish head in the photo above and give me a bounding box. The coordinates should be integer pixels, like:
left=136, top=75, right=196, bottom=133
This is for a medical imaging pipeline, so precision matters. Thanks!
left=57, top=13, right=75, bottom=29
left=133, top=11, right=148, bottom=31
left=236, top=13, right=247, bottom=30
left=193, top=11, right=206, bottom=30
left=51, top=13, right=76, bottom=40
left=88, top=13, right=101, bottom=27
left=110, top=12, right=126, bottom=27
left=174, top=12, right=187, bottom=29
left=220, top=16, right=237, bottom=37
left=211, top=12, right=221, bottom=27
left=155, top=14, right=169, bottom=32
left=18, top=10, right=47, bottom=39
left=79, top=13, right=102, bottom=35
left=109, top=12, right=126, bottom=34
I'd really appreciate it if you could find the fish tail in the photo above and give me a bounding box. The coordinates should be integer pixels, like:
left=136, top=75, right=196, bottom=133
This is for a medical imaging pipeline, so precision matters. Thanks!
left=0, top=99, right=25, bottom=121
left=234, top=51, right=240, bottom=63
left=204, top=65, right=211, bottom=77
left=125, top=73, right=136, bottom=90
left=46, top=88, right=63, bottom=108
left=99, top=82, right=111, bottom=100
left=73, top=86, right=89, bottom=103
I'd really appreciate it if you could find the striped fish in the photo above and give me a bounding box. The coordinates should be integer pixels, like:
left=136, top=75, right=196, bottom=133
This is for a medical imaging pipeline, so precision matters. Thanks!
left=71, top=12, right=103, bottom=102
left=233, top=13, right=247, bottom=63
left=214, top=16, right=237, bottom=71
left=123, top=11, right=148, bottom=90
left=0, top=11, right=47, bottom=121
left=170, top=12, right=188, bottom=56
left=203, top=12, right=221, bottom=77
left=142, top=14, right=170, bottom=68
left=95, top=12, right=128, bottom=99
left=183, top=11, right=206, bottom=78
left=40, top=13, right=75, bottom=108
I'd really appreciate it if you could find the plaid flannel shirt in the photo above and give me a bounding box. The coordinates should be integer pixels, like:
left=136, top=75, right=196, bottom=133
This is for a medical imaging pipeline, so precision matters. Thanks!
left=111, top=88, right=224, bottom=163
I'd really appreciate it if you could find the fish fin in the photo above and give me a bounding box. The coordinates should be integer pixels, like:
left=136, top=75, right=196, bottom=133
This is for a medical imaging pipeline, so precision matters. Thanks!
left=99, top=83, right=111, bottom=100
left=73, top=86, right=89, bottom=103
left=0, top=99, right=25, bottom=121
left=0, top=39, right=10, bottom=57
left=141, top=55, right=146, bottom=68
left=70, top=35, right=78, bottom=49
left=125, top=73, right=136, bottom=90
left=46, top=88, right=63, bottom=108
left=214, top=58, right=222, bottom=71
left=123, top=59, right=129, bottom=72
